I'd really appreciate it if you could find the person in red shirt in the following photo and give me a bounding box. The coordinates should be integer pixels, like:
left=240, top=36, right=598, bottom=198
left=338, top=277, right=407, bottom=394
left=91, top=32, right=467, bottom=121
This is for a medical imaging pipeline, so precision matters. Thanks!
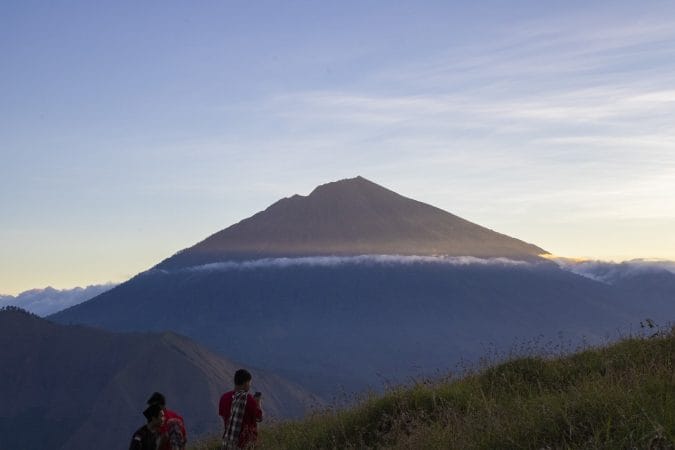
left=146, top=392, right=187, bottom=450
left=219, top=369, right=263, bottom=449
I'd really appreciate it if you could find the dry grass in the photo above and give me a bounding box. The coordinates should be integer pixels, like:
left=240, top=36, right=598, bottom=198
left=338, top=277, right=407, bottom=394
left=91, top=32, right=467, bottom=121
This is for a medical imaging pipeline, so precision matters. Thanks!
left=192, top=327, right=674, bottom=449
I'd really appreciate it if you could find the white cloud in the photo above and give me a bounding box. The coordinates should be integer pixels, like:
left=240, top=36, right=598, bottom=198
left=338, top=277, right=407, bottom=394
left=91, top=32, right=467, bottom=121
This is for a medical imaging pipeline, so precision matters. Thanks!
left=162, top=255, right=531, bottom=273
left=153, top=255, right=675, bottom=289
left=549, top=257, right=675, bottom=284
left=0, top=283, right=117, bottom=317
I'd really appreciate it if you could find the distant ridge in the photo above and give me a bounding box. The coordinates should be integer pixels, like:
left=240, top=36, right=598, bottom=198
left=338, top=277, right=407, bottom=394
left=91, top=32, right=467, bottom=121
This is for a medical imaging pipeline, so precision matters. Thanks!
left=0, top=284, right=116, bottom=316
left=158, top=176, right=547, bottom=269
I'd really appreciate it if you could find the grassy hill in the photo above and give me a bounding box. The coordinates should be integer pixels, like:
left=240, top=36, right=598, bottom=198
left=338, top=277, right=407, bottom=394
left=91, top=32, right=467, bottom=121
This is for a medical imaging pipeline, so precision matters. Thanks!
left=192, top=327, right=674, bottom=449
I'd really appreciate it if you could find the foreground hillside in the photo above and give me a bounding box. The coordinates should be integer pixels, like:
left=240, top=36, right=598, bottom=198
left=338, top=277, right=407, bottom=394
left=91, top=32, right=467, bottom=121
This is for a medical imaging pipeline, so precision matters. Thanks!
left=194, top=328, right=674, bottom=449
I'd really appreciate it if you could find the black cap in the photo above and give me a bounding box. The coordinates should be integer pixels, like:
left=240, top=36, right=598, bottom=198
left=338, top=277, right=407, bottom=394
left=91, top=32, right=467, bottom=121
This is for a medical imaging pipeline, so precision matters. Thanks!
left=143, top=403, right=163, bottom=422
left=146, top=392, right=166, bottom=407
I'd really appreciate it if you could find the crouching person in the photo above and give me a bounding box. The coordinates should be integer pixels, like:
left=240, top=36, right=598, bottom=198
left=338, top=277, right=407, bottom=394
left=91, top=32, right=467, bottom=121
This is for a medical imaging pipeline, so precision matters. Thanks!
left=147, top=392, right=187, bottom=450
left=129, top=404, right=164, bottom=450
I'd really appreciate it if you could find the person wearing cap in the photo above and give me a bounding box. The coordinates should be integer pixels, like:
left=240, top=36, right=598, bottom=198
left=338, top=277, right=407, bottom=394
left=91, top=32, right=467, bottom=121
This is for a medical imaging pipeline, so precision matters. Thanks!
left=146, top=392, right=187, bottom=450
left=129, top=403, right=164, bottom=450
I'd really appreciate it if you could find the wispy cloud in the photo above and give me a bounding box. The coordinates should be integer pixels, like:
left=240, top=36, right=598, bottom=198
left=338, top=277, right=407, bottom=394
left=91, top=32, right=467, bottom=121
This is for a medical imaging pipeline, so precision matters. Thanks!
left=381, top=15, right=675, bottom=88
left=156, top=255, right=530, bottom=274
left=243, top=13, right=675, bottom=229
left=155, top=255, right=675, bottom=288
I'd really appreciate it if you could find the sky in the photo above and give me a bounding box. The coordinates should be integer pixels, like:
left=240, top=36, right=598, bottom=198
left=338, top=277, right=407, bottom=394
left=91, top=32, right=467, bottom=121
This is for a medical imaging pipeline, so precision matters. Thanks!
left=2, top=1, right=675, bottom=295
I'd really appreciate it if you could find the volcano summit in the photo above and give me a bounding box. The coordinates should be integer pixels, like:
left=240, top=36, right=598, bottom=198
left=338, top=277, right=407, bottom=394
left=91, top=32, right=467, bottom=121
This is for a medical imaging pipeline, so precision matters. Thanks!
left=157, top=176, right=547, bottom=270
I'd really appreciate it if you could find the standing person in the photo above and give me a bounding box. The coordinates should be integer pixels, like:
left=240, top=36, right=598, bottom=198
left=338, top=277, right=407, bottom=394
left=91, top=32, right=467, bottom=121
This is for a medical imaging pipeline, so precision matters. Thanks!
left=147, top=392, right=187, bottom=450
left=219, top=369, right=263, bottom=449
left=129, top=404, right=164, bottom=450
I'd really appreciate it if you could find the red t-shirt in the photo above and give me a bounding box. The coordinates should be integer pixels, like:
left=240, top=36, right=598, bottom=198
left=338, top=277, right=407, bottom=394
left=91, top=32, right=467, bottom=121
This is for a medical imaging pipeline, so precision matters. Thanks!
left=158, top=409, right=187, bottom=450
left=218, top=391, right=263, bottom=448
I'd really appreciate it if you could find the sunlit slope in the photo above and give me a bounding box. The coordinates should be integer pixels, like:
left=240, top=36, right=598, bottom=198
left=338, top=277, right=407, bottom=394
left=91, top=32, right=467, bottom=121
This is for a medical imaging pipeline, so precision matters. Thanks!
left=157, top=176, right=547, bottom=270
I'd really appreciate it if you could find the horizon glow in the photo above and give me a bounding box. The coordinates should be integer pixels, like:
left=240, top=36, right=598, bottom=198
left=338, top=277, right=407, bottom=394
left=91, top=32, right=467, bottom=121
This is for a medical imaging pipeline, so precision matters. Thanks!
left=2, top=1, right=675, bottom=294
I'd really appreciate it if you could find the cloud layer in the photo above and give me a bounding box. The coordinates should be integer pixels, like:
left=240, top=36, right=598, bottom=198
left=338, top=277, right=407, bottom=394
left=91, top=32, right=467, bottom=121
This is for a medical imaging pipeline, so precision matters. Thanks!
left=159, top=255, right=675, bottom=288
left=550, top=258, right=675, bottom=284
left=0, top=284, right=117, bottom=317
left=148, top=255, right=531, bottom=274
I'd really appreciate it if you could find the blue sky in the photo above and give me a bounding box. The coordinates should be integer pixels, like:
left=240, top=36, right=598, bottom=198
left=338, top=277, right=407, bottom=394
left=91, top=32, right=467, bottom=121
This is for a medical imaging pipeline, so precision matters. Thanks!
left=2, top=1, right=675, bottom=294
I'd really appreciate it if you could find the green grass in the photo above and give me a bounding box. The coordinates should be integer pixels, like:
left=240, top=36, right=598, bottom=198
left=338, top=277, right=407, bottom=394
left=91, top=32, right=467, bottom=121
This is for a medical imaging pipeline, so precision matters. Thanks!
left=192, top=328, right=674, bottom=449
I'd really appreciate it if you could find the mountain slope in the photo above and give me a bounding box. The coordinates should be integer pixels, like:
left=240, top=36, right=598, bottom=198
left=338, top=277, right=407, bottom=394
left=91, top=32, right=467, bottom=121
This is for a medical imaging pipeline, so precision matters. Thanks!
left=157, top=176, right=547, bottom=270
left=52, top=260, right=661, bottom=395
left=0, top=308, right=315, bottom=450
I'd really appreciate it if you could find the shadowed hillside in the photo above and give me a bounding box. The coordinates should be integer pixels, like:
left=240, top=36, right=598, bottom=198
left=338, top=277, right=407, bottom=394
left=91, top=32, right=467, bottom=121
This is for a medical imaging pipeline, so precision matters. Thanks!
left=52, top=261, right=670, bottom=396
left=0, top=307, right=316, bottom=450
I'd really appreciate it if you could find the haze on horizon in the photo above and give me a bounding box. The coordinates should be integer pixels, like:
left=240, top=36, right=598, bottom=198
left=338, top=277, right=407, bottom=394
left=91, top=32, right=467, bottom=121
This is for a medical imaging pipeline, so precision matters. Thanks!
left=2, top=1, right=674, bottom=295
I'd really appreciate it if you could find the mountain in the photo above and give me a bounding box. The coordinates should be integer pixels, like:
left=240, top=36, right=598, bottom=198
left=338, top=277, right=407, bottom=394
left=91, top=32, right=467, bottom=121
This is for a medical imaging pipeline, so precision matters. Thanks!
left=157, top=176, right=547, bottom=269
left=50, top=177, right=675, bottom=397
left=0, top=307, right=316, bottom=450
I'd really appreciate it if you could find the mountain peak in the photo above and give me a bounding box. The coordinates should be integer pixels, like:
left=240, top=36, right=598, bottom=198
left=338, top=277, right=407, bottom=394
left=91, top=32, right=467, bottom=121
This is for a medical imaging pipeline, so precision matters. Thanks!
left=157, top=177, right=547, bottom=269
left=307, top=176, right=399, bottom=200
left=310, top=175, right=371, bottom=192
